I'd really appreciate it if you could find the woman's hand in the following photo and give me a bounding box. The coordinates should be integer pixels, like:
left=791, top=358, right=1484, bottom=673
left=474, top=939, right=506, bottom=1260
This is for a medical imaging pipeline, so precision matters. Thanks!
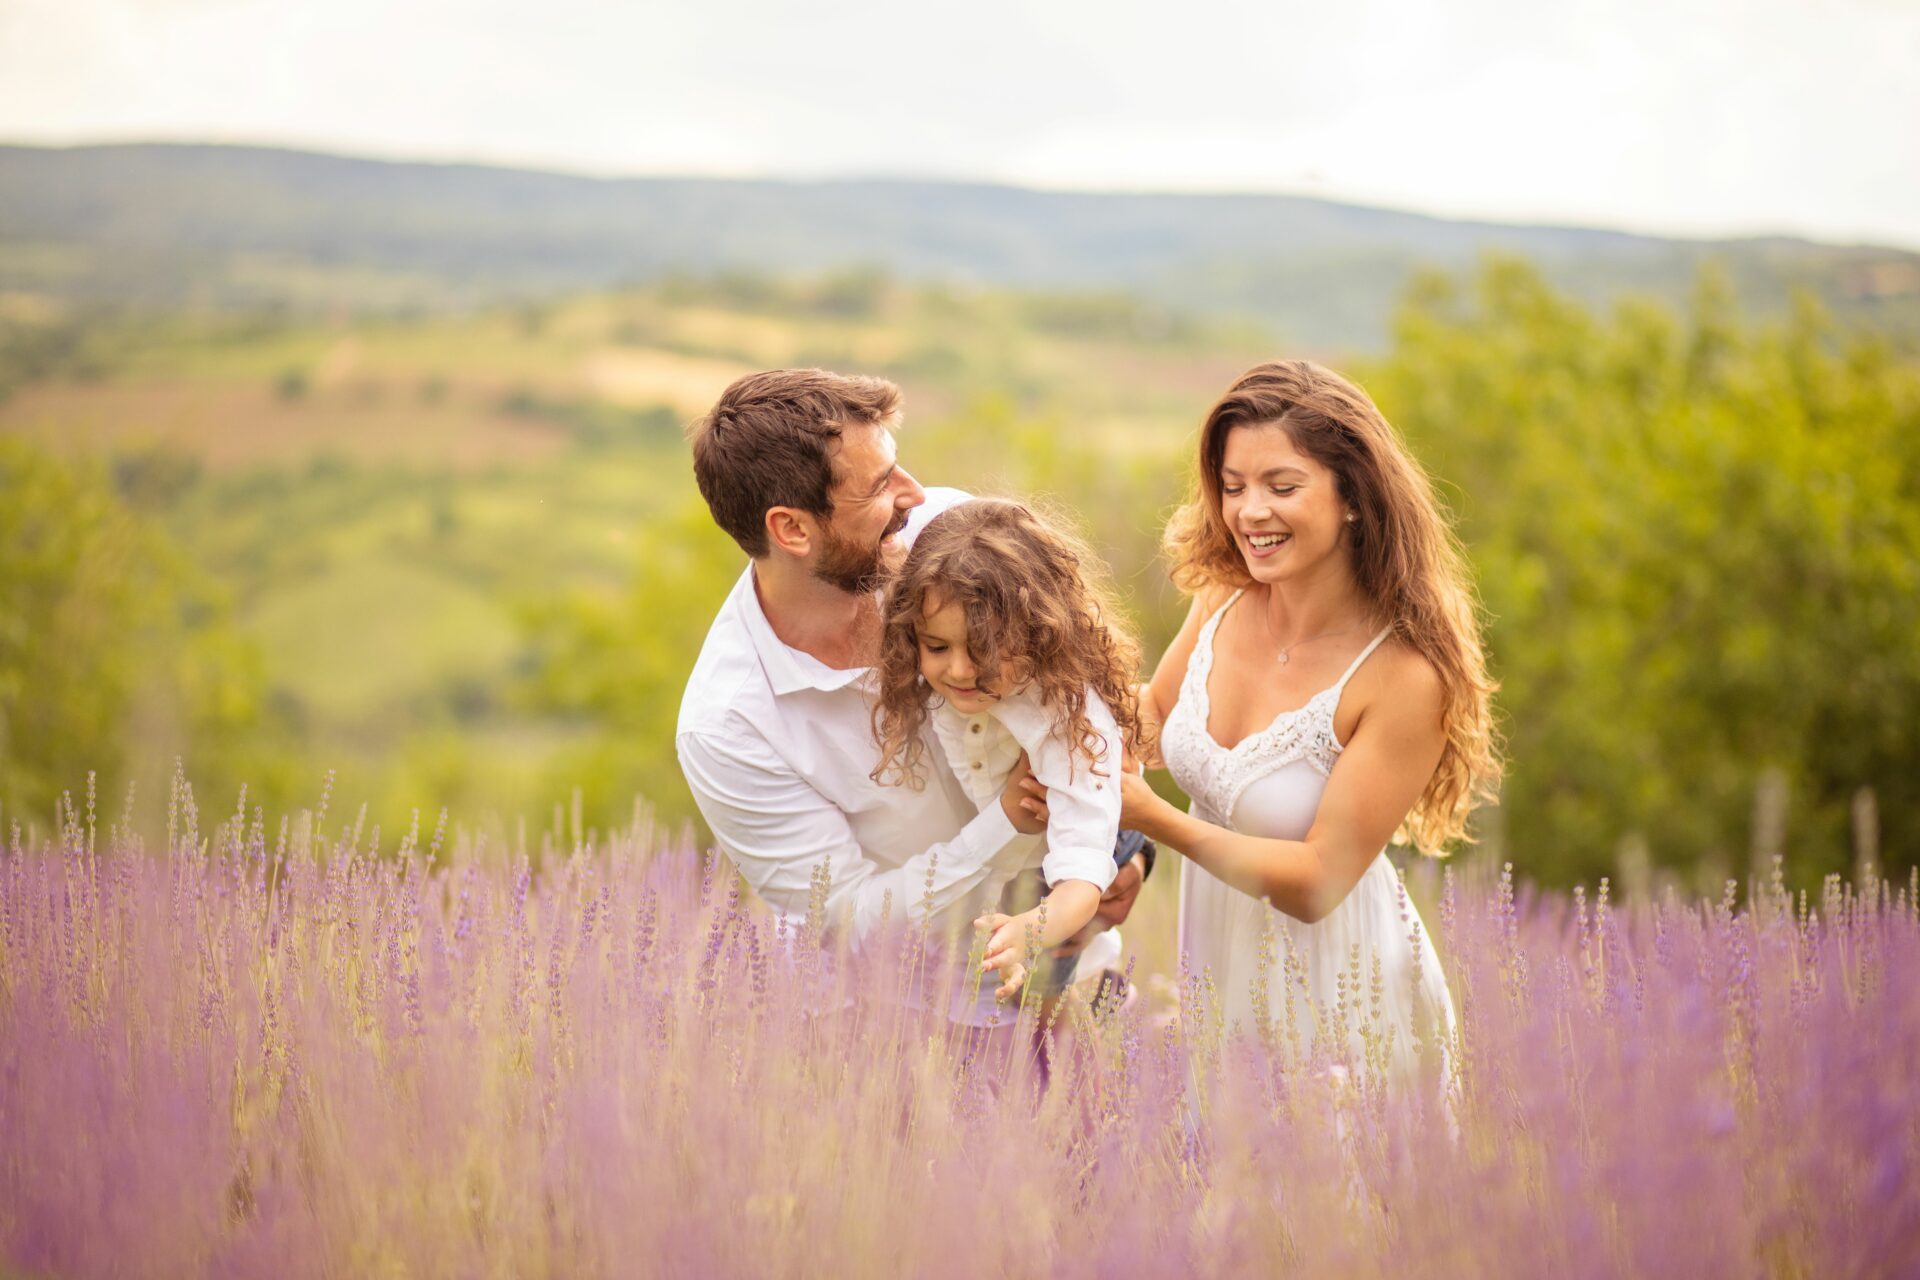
left=1118, top=770, right=1168, bottom=836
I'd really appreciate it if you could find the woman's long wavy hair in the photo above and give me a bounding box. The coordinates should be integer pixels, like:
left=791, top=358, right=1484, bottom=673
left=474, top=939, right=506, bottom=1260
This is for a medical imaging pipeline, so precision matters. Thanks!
left=1164, top=359, right=1501, bottom=853
left=872, top=499, right=1144, bottom=789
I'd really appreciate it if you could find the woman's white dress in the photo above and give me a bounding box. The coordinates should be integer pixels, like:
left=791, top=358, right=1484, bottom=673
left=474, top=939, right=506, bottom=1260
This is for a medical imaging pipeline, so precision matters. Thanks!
left=1160, top=590, right=1456, bottom=1081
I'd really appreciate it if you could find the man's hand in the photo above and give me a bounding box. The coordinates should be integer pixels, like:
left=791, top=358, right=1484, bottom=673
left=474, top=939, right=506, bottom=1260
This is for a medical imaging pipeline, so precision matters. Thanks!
left=998, top=751, right=1050, bottom=835
left=1050, top=853, right=1146, bottom=957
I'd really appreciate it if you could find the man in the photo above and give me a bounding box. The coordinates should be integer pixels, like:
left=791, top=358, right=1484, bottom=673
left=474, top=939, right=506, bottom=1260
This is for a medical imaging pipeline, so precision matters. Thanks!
left=675, top=368, right=1147, bottom=1026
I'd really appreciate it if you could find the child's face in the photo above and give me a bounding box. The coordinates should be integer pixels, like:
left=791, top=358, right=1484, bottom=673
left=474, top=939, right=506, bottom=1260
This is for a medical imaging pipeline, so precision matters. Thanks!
left=916, top=598, right=999, bottom=714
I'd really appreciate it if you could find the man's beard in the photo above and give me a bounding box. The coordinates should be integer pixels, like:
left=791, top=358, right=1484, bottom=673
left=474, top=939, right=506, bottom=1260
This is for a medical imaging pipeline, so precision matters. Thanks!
left=813, top=510, right=909, bottom=595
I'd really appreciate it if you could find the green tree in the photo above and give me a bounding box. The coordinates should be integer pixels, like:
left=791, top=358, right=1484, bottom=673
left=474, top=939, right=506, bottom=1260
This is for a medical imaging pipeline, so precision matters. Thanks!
left=0, top=438, right=287, bottom=829
left=516, top=499, right=746, bottom=827
left=1366, top=259, right=1920, bottom=883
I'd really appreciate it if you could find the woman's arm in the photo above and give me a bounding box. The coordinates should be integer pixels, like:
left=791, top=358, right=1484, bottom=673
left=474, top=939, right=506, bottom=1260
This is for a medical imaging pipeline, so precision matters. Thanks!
left=1119, top=647, right=1446, bottom=923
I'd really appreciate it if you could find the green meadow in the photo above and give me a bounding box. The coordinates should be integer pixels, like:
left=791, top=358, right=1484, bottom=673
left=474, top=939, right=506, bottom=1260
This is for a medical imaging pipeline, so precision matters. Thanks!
left=3, top=261, right=1916, bottom=901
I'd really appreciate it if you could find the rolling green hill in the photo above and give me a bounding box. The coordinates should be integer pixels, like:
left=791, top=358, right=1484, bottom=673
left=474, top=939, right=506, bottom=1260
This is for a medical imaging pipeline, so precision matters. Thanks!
left=0, top=272, right=1273, bottom=843
left=1, top=167, right=1915, bottom=887
left=4, top=142, right=1918, bottom=350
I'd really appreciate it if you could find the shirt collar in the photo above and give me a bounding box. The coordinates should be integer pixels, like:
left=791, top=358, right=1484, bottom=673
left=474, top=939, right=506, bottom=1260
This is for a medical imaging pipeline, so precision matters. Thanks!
left=932, top=685, right=1051, bottom=736
left=732, top=565, right=874, bottom=696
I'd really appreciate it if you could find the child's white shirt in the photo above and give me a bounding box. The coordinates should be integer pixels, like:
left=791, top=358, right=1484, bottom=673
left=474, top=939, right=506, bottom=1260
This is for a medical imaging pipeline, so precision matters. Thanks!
left=929, top=687, right=1122, bottom=894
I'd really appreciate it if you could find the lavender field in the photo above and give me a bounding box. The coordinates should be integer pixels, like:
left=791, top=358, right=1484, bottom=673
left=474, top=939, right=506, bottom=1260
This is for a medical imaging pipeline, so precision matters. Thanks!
left=3, top=775, right=1918, bottom=1278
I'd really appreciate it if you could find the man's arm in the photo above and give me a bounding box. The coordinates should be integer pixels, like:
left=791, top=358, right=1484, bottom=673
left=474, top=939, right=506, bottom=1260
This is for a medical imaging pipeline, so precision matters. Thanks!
left=677, top=727, right=1027, bottom=939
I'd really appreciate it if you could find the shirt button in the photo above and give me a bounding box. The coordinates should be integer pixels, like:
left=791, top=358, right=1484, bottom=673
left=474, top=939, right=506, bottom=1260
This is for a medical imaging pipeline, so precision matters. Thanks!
left=969, top=723, right=983, bottom=734
left=971, top=761, right=984, bottom=770
left=1095, top=781, right=1104, bottom=790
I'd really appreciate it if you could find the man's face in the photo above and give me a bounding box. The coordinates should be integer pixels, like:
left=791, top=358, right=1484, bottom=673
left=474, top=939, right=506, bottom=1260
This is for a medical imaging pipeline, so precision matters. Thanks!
left=812, top=424, right=926, bottom=594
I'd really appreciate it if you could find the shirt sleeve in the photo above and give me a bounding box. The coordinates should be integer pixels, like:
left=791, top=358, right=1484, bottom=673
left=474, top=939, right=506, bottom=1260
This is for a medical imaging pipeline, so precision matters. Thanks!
left=677, top=724, right=1025, bottom=939
left=1012, top=694, right=1123, bottom=893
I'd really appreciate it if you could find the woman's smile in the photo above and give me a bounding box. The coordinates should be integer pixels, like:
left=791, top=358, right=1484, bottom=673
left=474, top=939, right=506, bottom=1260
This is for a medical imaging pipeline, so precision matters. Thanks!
left=1242, top=530, right=1292, bottom=558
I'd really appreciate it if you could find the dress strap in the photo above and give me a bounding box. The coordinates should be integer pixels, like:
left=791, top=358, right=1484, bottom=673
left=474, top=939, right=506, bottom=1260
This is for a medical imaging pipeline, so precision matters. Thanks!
left=1207, top=589, right=1246, bottom=634
left=1331, top=626, right=1395, bottom=694
left=1180, top=588, right=1244, bottom=708
left=1190, top=590, right=1244, bottom=674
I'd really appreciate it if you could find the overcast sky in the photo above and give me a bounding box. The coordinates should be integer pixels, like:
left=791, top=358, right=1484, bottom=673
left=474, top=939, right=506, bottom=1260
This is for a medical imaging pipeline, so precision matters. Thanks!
left=3, top=0, right=1916, bottom=248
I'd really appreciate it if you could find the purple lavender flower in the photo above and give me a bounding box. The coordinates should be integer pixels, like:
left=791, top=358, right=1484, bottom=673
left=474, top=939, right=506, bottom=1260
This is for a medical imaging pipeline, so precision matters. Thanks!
left=3, top=784, right=1916, bottom=1276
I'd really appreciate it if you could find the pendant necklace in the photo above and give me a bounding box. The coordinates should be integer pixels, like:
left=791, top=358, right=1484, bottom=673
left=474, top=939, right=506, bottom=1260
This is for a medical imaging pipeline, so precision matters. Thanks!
left=1262, top=594, right=1359, bottom=665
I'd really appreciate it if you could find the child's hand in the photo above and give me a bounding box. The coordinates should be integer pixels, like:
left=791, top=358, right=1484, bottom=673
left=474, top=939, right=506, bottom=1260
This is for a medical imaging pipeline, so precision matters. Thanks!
left=974, top=912, right=1032, bottom=1000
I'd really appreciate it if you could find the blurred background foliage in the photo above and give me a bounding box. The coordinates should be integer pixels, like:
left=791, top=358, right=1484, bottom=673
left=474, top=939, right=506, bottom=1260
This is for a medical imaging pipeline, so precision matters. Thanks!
left=1, top=240, right=1914, bottom=888
left=1369, top=262, right=1920, bottom=885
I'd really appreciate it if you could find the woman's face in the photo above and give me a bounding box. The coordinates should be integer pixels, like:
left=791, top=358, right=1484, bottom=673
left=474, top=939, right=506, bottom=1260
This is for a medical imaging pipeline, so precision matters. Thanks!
left=1218, top=422, right=1351, bottom=587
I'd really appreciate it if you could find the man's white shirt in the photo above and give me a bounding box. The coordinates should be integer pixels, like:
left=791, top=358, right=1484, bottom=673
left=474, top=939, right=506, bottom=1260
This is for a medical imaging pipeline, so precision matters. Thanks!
left=675, top=488, right=1036, bottom=1024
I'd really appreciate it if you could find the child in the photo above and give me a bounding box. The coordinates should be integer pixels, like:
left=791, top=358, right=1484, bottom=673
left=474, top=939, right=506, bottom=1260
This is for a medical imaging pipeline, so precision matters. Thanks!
left=870, top=498, right=1144, bottom=999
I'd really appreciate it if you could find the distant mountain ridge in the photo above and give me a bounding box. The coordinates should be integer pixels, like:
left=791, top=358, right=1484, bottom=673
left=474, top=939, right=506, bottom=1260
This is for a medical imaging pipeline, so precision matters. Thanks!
left=3, top=142, right=1916, bottom=349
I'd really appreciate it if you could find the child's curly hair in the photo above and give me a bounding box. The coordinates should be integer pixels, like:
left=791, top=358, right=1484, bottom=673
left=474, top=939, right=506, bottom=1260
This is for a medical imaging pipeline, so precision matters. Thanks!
left=871, top=498, right=1145, bottom=789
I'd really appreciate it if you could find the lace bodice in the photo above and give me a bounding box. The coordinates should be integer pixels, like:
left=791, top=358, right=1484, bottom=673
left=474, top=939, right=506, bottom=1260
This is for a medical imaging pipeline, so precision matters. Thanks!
left=1165, top=591, right=1454, bottom=1081
left=1161, top=590, right=1391, bottom=827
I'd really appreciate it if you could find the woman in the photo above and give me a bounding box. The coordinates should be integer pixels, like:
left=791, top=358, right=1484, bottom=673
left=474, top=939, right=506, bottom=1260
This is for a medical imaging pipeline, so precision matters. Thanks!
left=1120, top=360, right=1499, bottom=1083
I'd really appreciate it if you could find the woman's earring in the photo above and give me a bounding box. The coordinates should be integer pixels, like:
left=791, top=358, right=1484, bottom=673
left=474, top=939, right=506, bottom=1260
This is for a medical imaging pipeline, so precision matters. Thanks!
left=1345, top=511, right=1357, bottom=523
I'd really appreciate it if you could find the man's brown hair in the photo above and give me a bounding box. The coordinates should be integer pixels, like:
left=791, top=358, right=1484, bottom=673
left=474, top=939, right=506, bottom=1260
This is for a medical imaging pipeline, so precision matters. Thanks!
left=689, top=369, right=903, bottom=557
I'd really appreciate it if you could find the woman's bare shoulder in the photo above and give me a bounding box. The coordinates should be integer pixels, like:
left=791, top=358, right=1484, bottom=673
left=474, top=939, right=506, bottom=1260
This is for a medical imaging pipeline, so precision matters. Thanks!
left=1346, top=635, right=1446, bottom=730
left=1169, top=583, right=1239, bottom=643
left=1147, top=583, right=1238, bottom=712
left=1193, top=582, right=1239, bottom=621
left=1344, top=633, right=1443, bottom=752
